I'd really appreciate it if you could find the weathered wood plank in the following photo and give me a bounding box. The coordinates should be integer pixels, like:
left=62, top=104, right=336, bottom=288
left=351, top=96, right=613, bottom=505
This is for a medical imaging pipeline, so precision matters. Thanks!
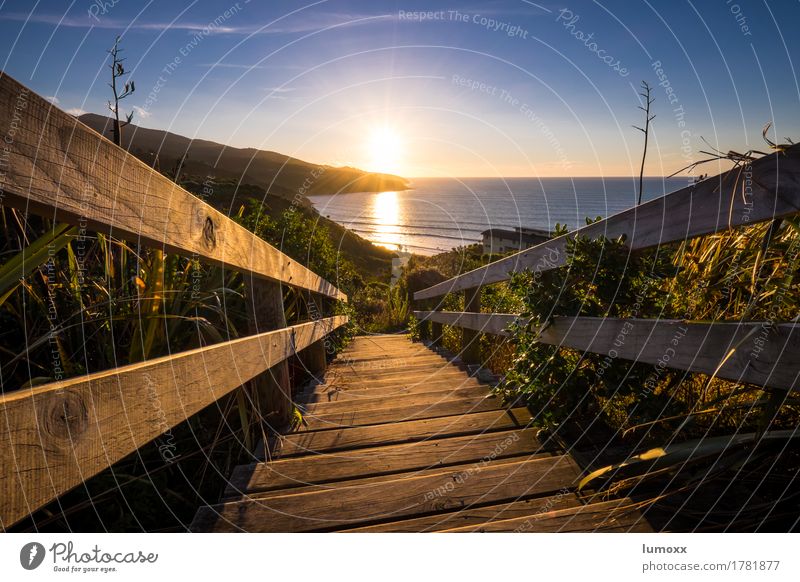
left=415, top=144, right=800, bottom=300
left=333, top=346, right=432, bottom=361
left=301, top=385, right=490, bottom=415
left=191, top=455, right=580, bottom=532
left=240, top=453, right=549, bottom=501
left=340, top=335, right=413, bottom=346
left=346, top=494, right=581, bottom=532
left=277, top=407, right=534, bottom=457
left=441, top=498, right=652, bottom=532
left=414, top=311, right=520, bottom=336
left=302, top=394, right=508, bottom=430
left=414, top=313, right=800, bottom=391
left=330, top=354, right=446, bottom=369
left=325, top=364, right=469, bottom=385
left=0, top=316, right=347, bottom=528
left=325, top=360, right=467, bottom=380
left=298, top=376, right=485, bottom=403
left=316, top=374, right=472, bottom=393
left=306, top=371, right=477, bottom=390
left=0, top=73, right=344, bottom=300
left=225, top=428, right=545, bottom=498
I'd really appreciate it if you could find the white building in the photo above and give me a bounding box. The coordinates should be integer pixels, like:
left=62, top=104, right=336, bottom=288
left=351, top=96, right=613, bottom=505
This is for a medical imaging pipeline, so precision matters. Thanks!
left=481, top=227, right=550, bottom=254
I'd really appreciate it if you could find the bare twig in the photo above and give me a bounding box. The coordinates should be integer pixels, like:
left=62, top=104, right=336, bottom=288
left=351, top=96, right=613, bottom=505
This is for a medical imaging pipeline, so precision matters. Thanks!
left=107, top=35, right=135, bottom=146
left=633, top=81, right=656, bottom=205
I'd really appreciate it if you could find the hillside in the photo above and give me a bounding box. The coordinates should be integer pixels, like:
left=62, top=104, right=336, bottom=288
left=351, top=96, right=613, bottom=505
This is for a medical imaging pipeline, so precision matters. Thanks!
left=78, top=114, right=399, bottom=281
left=78, top=114, right=409, bottom=196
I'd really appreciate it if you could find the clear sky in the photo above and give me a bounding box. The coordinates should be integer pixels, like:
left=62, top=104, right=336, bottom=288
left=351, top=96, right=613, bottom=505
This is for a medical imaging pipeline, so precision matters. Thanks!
left=1, top=0, right=798, bottom=177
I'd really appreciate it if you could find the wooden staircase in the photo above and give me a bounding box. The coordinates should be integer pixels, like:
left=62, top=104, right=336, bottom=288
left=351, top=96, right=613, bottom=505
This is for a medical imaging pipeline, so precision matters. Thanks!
left=191, top=335, right=650, bottom=532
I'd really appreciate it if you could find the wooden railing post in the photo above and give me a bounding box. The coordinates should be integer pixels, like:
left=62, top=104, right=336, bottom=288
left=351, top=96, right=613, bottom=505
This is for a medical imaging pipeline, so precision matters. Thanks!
left=246, top=277, right=292, bottom=433
left=415, top=298, right=431, bottom=341
left=297, top=293, right=328, bottom=382
left=462, top=286, right=482, bottom=365
left=429, top=299, right=443, bottom=348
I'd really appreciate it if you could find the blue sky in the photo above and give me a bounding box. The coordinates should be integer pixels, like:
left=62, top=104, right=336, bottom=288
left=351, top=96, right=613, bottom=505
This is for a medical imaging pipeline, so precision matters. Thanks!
left=1, top=0, right=798, bottom=177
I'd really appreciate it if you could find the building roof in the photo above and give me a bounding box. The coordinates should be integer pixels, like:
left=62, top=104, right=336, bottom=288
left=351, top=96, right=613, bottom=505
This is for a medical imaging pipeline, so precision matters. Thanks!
left=480, top=228, right=550, bottom=244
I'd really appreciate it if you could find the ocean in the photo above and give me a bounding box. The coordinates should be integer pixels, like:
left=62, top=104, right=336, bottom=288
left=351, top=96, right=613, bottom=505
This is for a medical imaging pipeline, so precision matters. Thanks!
left=308, top=177, right=690, bottom=255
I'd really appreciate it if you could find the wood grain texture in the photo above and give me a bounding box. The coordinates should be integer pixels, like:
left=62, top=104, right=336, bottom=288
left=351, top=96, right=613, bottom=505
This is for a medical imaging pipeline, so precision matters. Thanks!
left=225, top=429, right=545, bottom=497
left=325, top=359, right=465, bottom=379
left=323, top=367, right=471, bottom=387
left=346, top=494, right=582, bottom=532
left=298, top=376, right=485, bottom=403
left=191, top=455, right=580, bottom=532
left=0, top=73, right=345, bottom=300
left=330, top=354, right=447, bottom=369
left=277, top=407, right=535, bottom=457
left=441, top=498, right=652, bottom=532
left=415, top=144, right=800, bottom=300
left=302, top=394, right=508, bottom=430
left=301, top=385, right=490, bottom=414
left=241, top=454, right=549, bottom=502
left=0, top=316, right=346, bottom=528
left=415, top=313, right=800, bottom=390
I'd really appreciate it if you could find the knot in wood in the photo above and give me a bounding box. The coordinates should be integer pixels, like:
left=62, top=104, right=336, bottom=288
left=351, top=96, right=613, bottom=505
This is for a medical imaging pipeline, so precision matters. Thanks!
left=431, top=497, right=464, bottom=512
left=44, top=390, right=88, bottom=441
left=202, top=216, right=217, bottom=249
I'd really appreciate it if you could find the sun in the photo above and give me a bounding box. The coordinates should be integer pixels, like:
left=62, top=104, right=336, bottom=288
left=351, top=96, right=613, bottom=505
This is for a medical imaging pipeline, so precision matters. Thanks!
left=366, top=126, right=405, bottom=175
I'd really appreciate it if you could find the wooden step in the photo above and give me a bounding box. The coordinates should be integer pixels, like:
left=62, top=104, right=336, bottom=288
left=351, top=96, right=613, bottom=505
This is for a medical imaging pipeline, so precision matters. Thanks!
left=345, top=493, right=583, bottom=532
left=277, top=407, right=534, bottom=457
left=313, top=373, right=474, bottom=393
left=301, top=385, right=490, bottom=415
left=191, top=455, right=581, bottom=532
left=328, top=357, right=448, bottom=372
left=308, top=369, right=473, bottom=391
left=225, top=428, right=546, bottom=498
left=239, top=454, right=550, bottom=501
left=332, top=348, right=440, bottom=361
left=441, top=498, right=652, bottom=533
left=302, top=394, right=508, bottom=430
left=325, top=364, right=469, bottom=383
left=298, top=376, right=485, bottom=403
left=338, top=336, right=418, bottom=352
left=331, top=351, right=445, bottom=365
left=191, top=334, right=618, bottom=532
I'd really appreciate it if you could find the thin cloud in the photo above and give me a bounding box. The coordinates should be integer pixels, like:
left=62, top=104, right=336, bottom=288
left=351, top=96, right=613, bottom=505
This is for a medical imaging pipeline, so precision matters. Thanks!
left=45, top=95, right=60, bottom=105
left=65, top=107, right=87, bottom=116
left=0, top=11, right=393, bottom=35
left=132, top=105, right=151, bottom=118
left=198, top=62, right=307, bottom=71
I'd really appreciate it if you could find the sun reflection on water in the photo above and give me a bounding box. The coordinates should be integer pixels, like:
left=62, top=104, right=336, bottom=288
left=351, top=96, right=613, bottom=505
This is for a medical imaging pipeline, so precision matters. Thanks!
left=373, top=191, right=400, bottom=251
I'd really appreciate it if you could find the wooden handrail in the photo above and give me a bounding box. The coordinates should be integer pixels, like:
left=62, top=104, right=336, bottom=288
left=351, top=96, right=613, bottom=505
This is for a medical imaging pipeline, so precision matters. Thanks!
left=0, top=316, right=347, bottom=528
left=414, top=311, right=799, bottom=391
left=414, top=144, right=800, bottom=300
left=0, top=72, right=346, bottom=301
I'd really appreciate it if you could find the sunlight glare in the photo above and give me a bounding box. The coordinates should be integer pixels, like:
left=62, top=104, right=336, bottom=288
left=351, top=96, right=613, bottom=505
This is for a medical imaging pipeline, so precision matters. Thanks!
left=373, top=190, right=400, bottom=251
left=366, top=126, right=405, bottom=175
